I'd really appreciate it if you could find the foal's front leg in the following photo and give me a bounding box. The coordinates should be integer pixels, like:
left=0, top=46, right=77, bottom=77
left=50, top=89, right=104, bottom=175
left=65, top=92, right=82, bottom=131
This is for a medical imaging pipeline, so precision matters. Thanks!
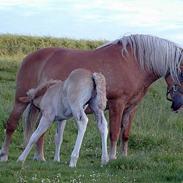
left=17, top=114, right=53, bottom=162
left=69, top=110, right=88, bottom=167
left=54, top=120, right=66, bottom=162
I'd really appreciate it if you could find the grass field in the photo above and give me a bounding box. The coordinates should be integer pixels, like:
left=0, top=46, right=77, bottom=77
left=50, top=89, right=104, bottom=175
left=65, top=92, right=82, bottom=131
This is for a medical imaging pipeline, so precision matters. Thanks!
left=0, top=35, right=183, bottom=183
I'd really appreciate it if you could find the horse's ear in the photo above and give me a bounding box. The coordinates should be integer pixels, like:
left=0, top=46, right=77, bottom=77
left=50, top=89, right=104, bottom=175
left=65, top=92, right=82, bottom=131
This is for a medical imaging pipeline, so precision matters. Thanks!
left=19, top=96, right=30, bottom=103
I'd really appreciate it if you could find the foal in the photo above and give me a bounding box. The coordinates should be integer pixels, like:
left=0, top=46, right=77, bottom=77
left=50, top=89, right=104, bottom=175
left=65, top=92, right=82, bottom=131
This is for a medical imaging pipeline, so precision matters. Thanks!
left=18, top=68, right=109, bottom=167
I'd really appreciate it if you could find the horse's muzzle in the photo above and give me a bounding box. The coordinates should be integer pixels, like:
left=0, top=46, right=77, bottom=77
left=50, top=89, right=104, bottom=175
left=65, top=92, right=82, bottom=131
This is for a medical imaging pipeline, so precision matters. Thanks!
left=171, top=95, right=183, bottom=112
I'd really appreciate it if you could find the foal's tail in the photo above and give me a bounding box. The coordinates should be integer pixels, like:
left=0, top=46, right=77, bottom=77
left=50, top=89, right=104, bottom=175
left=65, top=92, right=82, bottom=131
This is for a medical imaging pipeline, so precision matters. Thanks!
left=92, top=73, right=107, bottom=110
left=19, top=79, right=60, bottom=103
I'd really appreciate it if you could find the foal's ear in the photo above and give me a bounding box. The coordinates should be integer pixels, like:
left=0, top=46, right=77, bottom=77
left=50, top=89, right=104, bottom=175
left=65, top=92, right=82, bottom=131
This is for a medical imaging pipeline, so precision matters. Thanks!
left=19, top=96, right=30, bottom=103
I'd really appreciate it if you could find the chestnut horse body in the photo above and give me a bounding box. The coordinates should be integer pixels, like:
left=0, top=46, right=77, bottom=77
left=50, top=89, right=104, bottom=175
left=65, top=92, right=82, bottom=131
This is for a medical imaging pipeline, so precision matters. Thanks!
left=1, top=34, right=183, bottom=161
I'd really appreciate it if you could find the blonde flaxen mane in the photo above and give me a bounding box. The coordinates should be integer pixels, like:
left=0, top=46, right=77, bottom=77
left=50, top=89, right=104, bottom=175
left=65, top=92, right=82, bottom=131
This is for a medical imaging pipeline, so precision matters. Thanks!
left=99, top=34, right=183, bottom=82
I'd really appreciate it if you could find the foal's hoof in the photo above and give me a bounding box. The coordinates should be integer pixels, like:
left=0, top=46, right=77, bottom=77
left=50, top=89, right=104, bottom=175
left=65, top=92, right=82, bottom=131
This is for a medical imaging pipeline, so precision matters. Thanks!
left=53, top=157, right=60, bottom=162
left=69, top=156, right=78, bottom=168
left=69, top=163, right=76, bottom=168
left=17, top=157, right=25, bottom=162
left=0, top=152, right=8, bottom=161
left=69, top=160, right=77, bottom=168
left=101, top=156, right=109, bottom=166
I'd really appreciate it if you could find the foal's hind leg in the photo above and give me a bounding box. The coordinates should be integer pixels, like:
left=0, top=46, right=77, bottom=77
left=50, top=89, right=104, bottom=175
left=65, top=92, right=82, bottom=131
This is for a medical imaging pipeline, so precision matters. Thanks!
left=33, top=133, right=46, bottom=161
left=95, top=111, right=109, bottom=165
left=69, top=109, right=88, bottom=167
left=18, top=114, right=53, bottom=162
left=23, top=105, right=45, bottom=160
left=90, top=103, right=109, bottom=165
left=54, top=120, right=66, bottom=162
left=108, top=99, right=125, bottom=160
left=33, top=112, right=47, bottom=161
left=0, top=101, right=27, bottom=161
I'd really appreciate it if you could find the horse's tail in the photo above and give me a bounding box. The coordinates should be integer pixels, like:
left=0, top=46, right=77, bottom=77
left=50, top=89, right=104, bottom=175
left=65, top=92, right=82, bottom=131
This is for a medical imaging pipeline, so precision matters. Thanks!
left=19, top=79, right=59, bottom=103
left=92, top=73, right=107, bottom=110
left=22, top=104, right=40, bottom=146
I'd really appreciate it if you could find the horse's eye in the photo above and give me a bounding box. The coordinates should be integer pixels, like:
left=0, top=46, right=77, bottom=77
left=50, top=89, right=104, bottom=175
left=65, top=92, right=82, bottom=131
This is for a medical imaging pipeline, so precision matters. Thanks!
left=173, top=85, right=177, bottom=92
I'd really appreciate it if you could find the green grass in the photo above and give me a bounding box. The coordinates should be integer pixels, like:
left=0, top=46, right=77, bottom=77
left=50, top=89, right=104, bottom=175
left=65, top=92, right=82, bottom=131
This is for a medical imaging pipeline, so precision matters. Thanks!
left=0, top=36, right=183, bottom=183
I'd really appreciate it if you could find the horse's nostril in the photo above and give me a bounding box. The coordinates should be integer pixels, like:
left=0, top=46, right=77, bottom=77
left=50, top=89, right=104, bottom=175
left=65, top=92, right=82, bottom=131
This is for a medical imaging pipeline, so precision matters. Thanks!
left=171, top=99, right=183, bottom=111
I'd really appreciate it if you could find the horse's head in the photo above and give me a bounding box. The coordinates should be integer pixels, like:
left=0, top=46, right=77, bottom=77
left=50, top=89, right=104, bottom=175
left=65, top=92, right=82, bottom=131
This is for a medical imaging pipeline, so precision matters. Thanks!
left=165, top=69, right=183, bottom=112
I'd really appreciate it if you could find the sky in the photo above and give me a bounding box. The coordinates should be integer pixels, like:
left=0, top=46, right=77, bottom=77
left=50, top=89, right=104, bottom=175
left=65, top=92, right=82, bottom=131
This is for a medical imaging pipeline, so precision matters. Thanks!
left=0, top=0, right=183, bottom=45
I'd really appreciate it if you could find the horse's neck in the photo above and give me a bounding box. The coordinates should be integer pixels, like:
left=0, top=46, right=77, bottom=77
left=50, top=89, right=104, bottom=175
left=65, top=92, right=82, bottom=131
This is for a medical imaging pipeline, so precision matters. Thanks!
left=144, top=72, right=160, bottom=89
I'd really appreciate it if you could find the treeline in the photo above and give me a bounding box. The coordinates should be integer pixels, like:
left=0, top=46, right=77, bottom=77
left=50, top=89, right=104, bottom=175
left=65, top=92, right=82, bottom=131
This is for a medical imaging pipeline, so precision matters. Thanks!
left=0, top=34, right=106, bottom=56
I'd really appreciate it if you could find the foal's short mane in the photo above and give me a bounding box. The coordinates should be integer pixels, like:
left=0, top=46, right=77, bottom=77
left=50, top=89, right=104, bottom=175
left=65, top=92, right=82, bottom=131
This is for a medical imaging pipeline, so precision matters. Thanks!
left=98, top=34, right=183, bottom=82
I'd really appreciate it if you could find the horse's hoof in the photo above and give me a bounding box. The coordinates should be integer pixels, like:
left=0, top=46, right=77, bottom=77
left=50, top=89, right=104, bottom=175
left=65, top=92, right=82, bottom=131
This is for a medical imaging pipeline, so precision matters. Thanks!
left=33, top=154, right=46, bottom=161
left=109, top=155, right=117, bottom=160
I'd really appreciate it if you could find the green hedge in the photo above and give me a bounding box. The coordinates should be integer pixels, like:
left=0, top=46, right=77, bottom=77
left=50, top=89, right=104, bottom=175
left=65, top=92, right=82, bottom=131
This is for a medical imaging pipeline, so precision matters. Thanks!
left=0, top=34, right=106, bottom=56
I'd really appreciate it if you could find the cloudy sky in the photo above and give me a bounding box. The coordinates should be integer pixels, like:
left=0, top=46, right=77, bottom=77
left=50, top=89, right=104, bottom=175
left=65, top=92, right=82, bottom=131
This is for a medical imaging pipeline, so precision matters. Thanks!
left=0, top=0, right=183, bottom=44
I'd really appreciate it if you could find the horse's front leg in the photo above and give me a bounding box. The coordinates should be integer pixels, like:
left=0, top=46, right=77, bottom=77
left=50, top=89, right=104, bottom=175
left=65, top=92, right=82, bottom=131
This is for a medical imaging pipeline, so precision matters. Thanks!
left=54, top=120, right=66, bottom=162
left=121, top=106, right=137, bottom=156
left=108, top=99, right=125, bottom=160
left=0, top=101, right=27, bottom=161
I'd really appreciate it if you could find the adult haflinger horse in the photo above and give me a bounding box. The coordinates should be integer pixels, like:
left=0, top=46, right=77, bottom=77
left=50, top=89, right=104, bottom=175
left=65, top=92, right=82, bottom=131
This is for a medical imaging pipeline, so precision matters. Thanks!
left=1, top=34, right=183, bottom=161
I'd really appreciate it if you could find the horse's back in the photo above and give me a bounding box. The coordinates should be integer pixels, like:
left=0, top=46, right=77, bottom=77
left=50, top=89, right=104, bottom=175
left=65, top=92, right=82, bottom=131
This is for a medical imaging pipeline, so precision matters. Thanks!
left=16, top=47, right=66, bottom=99
left=16, top=44, right=130, bottom=101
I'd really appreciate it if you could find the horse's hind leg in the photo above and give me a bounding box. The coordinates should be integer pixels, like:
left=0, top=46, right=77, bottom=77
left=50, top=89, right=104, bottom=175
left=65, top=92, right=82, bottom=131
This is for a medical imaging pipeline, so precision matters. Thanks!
left=0, top=101, right=27, bottom=161
left=108, top=99, right=125, bottom=160
left=69, top=109, right=88, bottom=167
left=23, top=105, right=40, bottom=145
left=121, top=107, right=137, bottom=156
left=54, top=120, right=66, bottom=162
